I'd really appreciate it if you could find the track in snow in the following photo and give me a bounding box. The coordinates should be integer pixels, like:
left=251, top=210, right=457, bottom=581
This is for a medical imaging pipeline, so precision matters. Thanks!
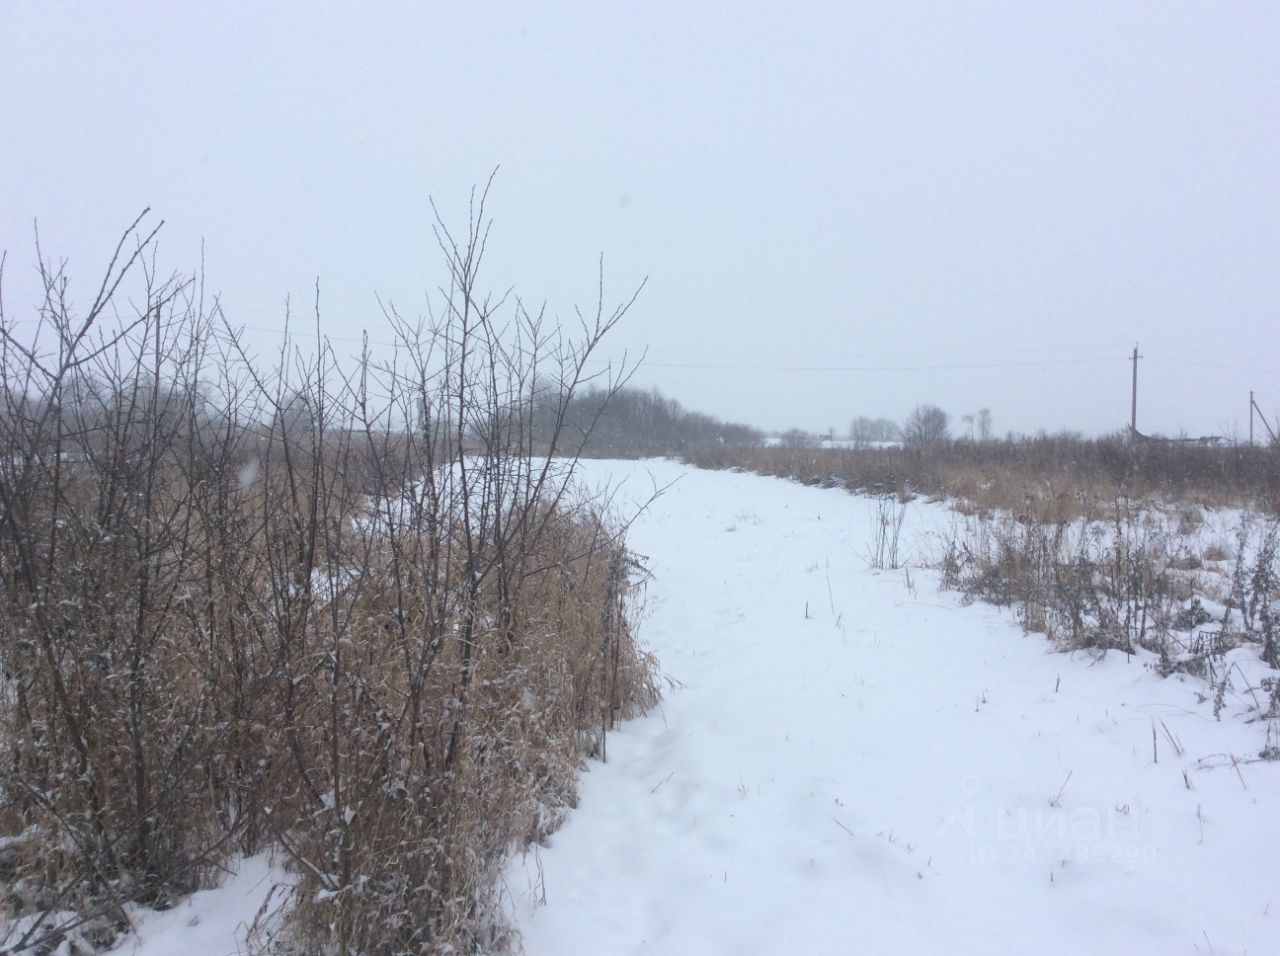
left=508, top=459, right=1280, bottom=956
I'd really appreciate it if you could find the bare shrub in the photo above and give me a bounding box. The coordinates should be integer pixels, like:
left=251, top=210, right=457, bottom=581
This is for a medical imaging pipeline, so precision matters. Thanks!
left=0, top=194, right=657, bottom=955
left=1222, top=518, right=1279, bottom=667
left=934, top=496, right=1279, bottom=685
left=936, top=501, right=1183, bottom=655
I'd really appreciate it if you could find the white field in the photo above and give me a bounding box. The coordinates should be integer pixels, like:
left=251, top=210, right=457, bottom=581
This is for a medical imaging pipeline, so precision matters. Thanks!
left=510, top=459, right=1279, bottom=956
left=95, top=459, right=1279, bottom=956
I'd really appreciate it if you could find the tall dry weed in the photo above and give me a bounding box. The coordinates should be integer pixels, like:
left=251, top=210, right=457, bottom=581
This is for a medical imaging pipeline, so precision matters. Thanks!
left=0, top=198, right=656, bottom=954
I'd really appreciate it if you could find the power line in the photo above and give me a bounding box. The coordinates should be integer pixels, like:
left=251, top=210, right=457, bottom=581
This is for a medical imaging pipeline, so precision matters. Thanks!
left=584, top=355, right=1126, bottom=373
left=584, top=343, right=1123, bottom=361
left=1160, top=359, right=1278, bottom=375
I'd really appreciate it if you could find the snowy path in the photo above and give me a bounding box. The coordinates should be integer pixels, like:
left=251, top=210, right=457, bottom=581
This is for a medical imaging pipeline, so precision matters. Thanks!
left=507, top=460, right=1280, bottom=956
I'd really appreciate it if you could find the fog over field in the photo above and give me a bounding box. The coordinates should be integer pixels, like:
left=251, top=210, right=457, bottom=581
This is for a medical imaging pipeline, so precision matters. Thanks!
left=3, top=2, right=1277, bottom=438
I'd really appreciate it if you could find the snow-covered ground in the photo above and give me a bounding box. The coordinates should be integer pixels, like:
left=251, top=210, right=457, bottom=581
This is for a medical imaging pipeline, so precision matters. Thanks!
left=100, top=855, right=287, bottom=956
left=506, top=459, right=1279, bottom=956
left=92, top=459, right=1279, bottom=955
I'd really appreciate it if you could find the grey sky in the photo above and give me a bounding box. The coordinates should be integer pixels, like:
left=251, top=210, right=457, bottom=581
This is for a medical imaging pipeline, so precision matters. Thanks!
left=3, top=2, right=1277, bottom=438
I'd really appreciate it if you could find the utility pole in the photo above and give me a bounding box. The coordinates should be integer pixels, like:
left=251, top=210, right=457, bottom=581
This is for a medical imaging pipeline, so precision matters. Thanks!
left=1129, top=344, right=1142, bottom=440
left=1251, top=391, right=1278, bottom=446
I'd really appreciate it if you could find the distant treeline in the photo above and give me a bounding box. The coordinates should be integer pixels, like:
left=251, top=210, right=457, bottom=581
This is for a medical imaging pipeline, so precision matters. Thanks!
left=537, top=385, right=764, bottom=456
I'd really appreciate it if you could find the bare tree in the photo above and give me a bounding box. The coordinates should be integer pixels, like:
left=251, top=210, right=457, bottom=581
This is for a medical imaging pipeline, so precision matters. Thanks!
left=977, top=407, right=993, bottom=441
left=780, top=427, right=817, bottom=449
left=848, top=416, right=901, bottom=447
left=902, top=403, right=950, bottom=447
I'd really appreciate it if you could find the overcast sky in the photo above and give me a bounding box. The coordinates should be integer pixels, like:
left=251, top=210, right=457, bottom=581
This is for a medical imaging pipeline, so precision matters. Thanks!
left=3, top=2, right=1277, bottom=438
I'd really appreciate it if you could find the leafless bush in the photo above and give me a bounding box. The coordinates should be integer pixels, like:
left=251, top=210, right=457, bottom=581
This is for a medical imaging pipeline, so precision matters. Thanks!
left=935, top=499, right=1279, bottom=677
left=1223, top=517, right=1279, bottom=667
left=0, top=193, right=657, bottom=954
left=937, top=502, right=1182, bottom=655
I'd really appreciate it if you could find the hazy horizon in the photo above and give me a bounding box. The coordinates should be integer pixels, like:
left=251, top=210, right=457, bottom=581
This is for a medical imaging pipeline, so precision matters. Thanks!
left=3, top=2, right=1277, bottom=439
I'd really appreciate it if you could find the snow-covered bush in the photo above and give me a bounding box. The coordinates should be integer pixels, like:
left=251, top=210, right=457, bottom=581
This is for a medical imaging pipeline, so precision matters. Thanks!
left=0, top=197, right=656, bottom=954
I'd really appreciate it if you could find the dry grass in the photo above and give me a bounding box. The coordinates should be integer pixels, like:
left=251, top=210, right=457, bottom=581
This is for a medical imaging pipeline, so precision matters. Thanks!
left=0, top=206, right=656, bottom=954
left=685, top=440, right=1279, bottom=717
left=685, top=435, right=1278, bottom=520
left=276, top=501, right=657, bottom=955
left=1203, top=542, right=1232, bottom=564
